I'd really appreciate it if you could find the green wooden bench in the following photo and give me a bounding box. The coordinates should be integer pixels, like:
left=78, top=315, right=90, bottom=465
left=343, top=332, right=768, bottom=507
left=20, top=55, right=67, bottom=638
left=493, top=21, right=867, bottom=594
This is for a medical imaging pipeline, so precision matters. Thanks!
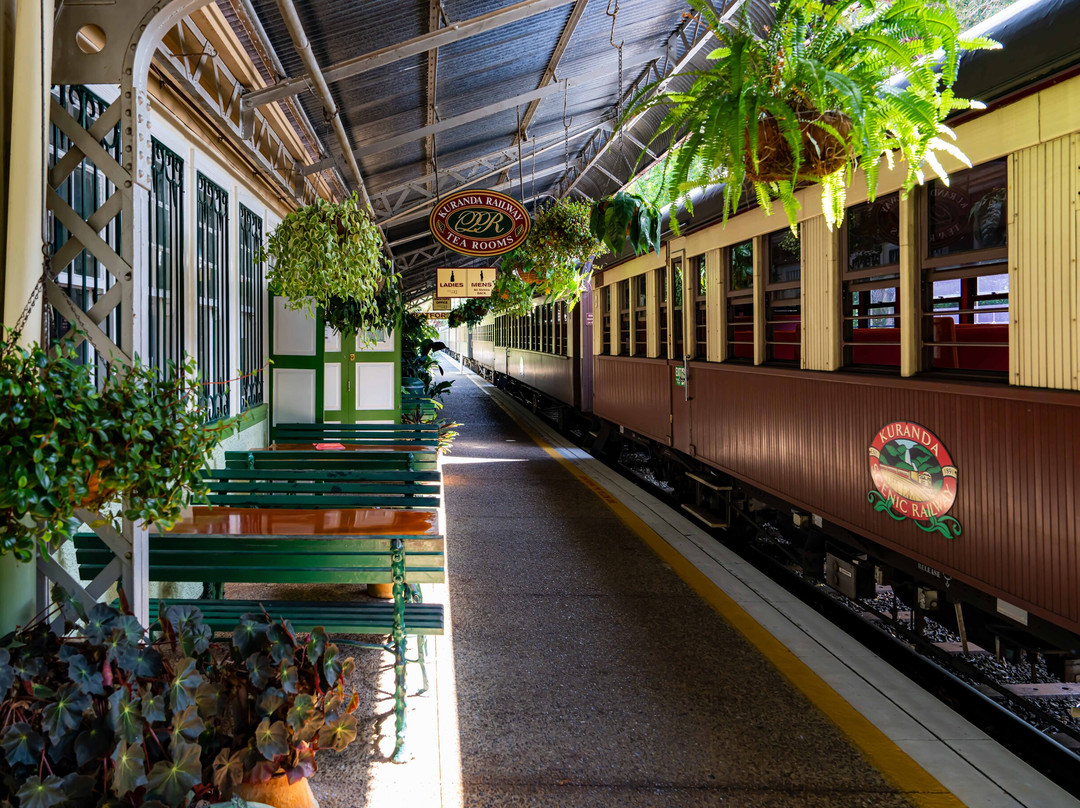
left=74, top=532, right=445, bottom=761
left=272, top=422, right=440, bottom=448
left=224, top=449, right=437, bottom=473
left=401, top=393, right=438, bottom=423
left=203, top=467, right=441, bottom=510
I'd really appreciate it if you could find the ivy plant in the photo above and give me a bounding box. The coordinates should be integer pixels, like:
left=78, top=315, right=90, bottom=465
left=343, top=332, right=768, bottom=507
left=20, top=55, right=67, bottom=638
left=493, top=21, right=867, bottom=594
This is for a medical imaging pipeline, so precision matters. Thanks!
left=635, top=0, right=1000, bottom=230
left=0, top=604, right=358, bottom=807
left=322, top=271, right=404, bottom=343
left=505, top=198, right=601, bottom=309
left=0, top=332, right=218, bottom=563
left=589, top=192, right=663, bottom=258
left=263, top=193, right=386, bottom=318
left=489, top=269, right=535, bottom=317
left=447, top=299, right=489, bottom=329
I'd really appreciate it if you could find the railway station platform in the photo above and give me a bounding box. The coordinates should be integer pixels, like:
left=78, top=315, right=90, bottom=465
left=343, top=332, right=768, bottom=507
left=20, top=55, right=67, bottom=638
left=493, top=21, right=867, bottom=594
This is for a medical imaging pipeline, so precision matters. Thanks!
left=230, top=358, right=1076, bottom=808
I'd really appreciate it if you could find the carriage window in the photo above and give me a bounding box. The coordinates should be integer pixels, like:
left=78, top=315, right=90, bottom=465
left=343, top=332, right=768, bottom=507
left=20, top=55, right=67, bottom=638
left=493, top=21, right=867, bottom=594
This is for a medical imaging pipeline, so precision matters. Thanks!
left=672, top=259, right=685, bottom=359
left=843, top=195, right=900, bottom=369
left=633, top=275, right=647, bottom=355
left=601, top=286, right=612, bottom=355
left=148, top=138, right=185, bottom=380
left=658, top=269, right=668, bottom=359
left=922, top=160, right=1008, bottom=376
left=691, top=254, right=707, bottom=359
left=618, top=280, right=630, bottom=356
left=726, top=240, right=754, bottom=361
left=766, top=229, right=801, bottom=365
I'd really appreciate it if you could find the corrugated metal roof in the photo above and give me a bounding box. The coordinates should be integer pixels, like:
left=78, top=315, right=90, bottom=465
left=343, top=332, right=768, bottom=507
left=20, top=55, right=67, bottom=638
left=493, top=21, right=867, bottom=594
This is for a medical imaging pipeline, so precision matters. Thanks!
left=238, top=0, right=725, bottom=297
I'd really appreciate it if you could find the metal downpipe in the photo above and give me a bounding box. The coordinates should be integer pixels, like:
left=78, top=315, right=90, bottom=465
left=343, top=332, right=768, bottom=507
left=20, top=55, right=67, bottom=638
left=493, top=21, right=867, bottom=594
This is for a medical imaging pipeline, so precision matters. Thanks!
left=271, top=0, right=393, bottom=258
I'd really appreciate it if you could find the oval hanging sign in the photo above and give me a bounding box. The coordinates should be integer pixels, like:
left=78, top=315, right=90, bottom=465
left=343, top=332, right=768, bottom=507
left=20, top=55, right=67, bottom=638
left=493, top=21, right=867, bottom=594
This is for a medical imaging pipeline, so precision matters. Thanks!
left=429, top=190, right=530, bottom=257
left=867, top=421, right=961, bottom=539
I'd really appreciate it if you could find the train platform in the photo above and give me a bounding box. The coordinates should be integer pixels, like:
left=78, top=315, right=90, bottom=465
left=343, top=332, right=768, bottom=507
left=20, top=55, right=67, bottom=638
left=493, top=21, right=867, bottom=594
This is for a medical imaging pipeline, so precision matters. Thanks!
left=236, top=358, right=1077, bottom=808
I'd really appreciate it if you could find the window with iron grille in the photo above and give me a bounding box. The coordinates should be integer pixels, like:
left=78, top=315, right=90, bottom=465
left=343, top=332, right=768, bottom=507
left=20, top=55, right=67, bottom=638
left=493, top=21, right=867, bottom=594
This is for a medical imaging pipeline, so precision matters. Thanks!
left=196, top=174, right=231, bottom=421
left=658, top=268, right=668, bottom=359
left=921, top=160, right=1008, bottom=376
left=843, top=195, right=900, bottom=369
left=633, top=275, right=646, bottom=355
left=48, top=86, right=123, bottom=385
left=672, top=258, right=685, bottom=359
left=725, top=240, right=754, bottom=361
left=238, top=205, right=264, bottom=410
left=766, top=229, right=801, bottom=365
left=618, top=280, right=630, bottom=356
left=691, top=254, right=707, bottom=358
left=148, top=138, right=185, bottom=378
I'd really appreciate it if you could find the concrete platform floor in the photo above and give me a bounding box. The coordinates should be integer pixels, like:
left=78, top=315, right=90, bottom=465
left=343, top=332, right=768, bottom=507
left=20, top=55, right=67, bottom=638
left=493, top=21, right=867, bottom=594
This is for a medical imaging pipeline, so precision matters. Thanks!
left=233, top=361, right=946, bottom=807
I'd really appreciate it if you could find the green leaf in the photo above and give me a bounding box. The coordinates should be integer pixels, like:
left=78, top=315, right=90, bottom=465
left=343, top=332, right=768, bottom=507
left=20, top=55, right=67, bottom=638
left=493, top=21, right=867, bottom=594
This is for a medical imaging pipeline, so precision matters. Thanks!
left=195, top=681, right=220, bottom=719
left=74, top=723, right=112, bottom=767
left=0, top=648, right=13, bottom=698
left=257, top=686, right=287, bottom=717
left=41, top=683, right=91, bottom=743
left=319, top=710, right=358, bottom=751
left=66, top=653, right=105, bottom=695
left=211, top=747, right=247, bottom=792
left=146, top=740, right=202, bottom=806
left=168, top=656, right=203, bottom=712
left=1, top=722, right=43, bottom=766
left=246, top=652, right=272, bottom=689
left=170, top=704, right=205, bottom=744
left=15, top=775, right=65, bottom=808
left=107, top=688, right=144, bottom=744
left=255, top=718, right=289, bottom=759
left=110, top=740, right=147, bottom=797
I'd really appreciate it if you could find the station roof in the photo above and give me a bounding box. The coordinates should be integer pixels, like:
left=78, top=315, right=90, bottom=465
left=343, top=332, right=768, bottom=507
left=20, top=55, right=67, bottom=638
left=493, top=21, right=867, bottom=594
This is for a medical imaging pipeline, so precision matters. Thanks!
left=238, top=0, right=743, bottom=300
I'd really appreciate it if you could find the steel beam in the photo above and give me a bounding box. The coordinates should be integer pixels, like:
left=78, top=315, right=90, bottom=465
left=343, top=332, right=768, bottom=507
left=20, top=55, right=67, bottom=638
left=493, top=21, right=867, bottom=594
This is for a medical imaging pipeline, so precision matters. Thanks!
left=353, top=78, right=580, bottom=160
left=241, top=0, right=578, bottom=109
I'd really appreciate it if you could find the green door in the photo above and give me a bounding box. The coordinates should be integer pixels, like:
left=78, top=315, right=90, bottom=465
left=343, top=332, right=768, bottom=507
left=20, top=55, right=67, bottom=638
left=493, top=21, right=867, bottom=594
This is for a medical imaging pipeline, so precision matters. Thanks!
left=322, top=324, right=401, bottom=423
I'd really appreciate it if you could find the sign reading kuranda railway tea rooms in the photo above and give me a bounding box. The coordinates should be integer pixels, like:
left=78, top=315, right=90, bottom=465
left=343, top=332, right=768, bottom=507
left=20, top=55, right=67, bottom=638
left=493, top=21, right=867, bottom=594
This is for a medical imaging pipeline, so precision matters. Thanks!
left=867, top=421, right=961, bottom=539
left=430, top=190, right=530, bottom=257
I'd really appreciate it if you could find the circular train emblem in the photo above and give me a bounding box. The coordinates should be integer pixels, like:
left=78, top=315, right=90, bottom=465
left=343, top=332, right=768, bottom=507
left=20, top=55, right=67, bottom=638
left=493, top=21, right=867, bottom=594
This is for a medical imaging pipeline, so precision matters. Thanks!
left=867, top=422, right=962, bottom=539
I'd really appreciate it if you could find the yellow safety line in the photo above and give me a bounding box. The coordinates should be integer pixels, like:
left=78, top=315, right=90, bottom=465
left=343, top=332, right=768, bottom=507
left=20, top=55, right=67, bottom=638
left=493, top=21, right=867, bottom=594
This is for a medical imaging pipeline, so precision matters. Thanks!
left=473, top=377, right=964, bottom=808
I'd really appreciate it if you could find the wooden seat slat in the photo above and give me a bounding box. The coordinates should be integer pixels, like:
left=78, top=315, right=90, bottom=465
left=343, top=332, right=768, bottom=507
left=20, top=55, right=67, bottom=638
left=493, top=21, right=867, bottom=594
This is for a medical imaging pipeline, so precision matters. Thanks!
left=205, top=481, right=438, bottom=495
left=206, top=469, right=441, bottom=482
left=205, top=494, right=440, bottom=509
left=149, top=507, right=439, bottom=536
left=157, top=599, right=444, bottom=635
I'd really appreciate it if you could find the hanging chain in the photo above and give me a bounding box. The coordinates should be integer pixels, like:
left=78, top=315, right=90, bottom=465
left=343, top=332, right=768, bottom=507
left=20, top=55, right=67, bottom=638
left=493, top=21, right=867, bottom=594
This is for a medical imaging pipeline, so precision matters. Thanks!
left=530, top=145, right=536, bottom=214
left=516, top=105, right=524, bottom=201
left=607, top=0, right=624, bottom=129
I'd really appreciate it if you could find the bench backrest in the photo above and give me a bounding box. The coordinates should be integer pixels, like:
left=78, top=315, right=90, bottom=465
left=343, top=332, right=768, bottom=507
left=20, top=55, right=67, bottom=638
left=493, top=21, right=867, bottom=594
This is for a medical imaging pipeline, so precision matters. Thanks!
left=273, top=422, right=440, bottom=448
left=224, top=450, right=437, bottom=472
left=74, top=533, right=446, bottom=585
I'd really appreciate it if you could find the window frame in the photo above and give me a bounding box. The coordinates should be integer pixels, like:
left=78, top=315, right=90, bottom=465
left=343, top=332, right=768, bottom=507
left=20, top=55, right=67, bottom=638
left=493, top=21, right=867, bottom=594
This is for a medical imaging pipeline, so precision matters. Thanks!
left=238, top=204, right=264, bottom=411
left=724, top=239, right=754, bottom=363
left=195, top=172, right=231, bottom=422
left=841, top=194, right=901, bottom=371
left=764, top=229, right=801, bottom=366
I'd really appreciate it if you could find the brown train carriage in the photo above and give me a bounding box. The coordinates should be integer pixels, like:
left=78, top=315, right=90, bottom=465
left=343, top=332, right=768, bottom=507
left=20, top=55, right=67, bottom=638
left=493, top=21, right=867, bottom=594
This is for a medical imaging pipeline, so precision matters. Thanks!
left=587, top=0, right=1080, bottom=646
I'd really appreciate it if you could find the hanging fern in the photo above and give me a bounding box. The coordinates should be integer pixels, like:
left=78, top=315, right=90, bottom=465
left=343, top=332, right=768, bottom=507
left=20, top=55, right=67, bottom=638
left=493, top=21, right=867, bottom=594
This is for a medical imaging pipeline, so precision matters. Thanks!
left=263, top=193, right=387, bottom=317
left=633, top=0, right=1000, bottom=230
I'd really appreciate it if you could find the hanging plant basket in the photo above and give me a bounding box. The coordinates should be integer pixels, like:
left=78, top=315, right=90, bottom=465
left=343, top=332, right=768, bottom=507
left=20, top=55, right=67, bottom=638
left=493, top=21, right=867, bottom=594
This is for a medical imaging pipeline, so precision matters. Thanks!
left=516, top=269, right=540, bottom=285
left=78, top=460, right=118, bottom=511
left=745, top=107, right=853, bottom=183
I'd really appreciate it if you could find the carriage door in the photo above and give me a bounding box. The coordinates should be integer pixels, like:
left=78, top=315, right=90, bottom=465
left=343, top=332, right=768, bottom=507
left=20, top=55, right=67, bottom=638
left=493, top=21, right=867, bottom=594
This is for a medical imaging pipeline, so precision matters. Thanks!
left=669, top=251, right=692, bottom=454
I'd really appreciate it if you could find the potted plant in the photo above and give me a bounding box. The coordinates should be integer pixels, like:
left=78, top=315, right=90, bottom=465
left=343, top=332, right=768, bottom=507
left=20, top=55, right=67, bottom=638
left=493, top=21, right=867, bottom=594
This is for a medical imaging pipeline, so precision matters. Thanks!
left=489, top=269, right=536, bottom=317
left=0, top=603, right=358, bottom=808
left=634, top=0, right=999, bottom=229
left=400, top=311, right=452, bottom=403
left=500, top=198, right=601, bottom=309
left=0, top=332, right=218, bottom=563
left=322, top=271, right=403, bottom=344
left=447, top=299, right=489, bottom=329
left=589, top=191, right=663, bottom=258
left=263, top=193, right=386, bottom=319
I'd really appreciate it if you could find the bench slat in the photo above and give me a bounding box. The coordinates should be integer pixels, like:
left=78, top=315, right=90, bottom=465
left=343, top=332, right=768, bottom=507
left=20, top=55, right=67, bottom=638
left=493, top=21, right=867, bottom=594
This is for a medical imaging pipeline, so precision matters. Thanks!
left=204, top=482, right=438, bottom=495
left=275, top=422, right=439, bottom=433
left=205, top=494, right=440, bottom=509
left=206, top=469, right=441, bottom=482
left=156, top=599, right=445, bottom=635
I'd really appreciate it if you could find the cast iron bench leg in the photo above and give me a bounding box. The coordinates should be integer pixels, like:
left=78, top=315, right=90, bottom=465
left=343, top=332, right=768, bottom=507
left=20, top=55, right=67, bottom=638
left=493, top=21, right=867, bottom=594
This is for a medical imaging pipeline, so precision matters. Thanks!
left=391, top=538, right=409, bottom=763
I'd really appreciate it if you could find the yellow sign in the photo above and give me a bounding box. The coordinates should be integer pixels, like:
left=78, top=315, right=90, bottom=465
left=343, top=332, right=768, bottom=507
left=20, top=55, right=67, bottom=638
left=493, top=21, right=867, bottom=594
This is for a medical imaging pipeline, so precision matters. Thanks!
left=431, top=297, right=451, bottom=311
left=437, top=267, right=495, bottom=298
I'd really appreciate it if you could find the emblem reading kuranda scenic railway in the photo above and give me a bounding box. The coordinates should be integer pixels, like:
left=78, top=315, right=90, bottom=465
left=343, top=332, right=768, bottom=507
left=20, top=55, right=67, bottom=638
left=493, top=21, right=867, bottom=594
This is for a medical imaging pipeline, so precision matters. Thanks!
left=867, top=421, right=962, bottom=539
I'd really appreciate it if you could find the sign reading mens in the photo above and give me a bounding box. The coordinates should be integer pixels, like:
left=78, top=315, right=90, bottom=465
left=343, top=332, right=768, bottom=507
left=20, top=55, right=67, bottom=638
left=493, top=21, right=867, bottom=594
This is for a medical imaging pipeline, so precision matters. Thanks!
left=437, top=267, right=495, bottom=298
left=430, top=190, right=530, bottom=256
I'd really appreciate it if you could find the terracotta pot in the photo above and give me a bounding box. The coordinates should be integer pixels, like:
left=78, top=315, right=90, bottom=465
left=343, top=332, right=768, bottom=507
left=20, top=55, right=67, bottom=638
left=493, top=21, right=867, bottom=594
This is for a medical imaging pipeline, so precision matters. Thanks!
left=79, top=460, right=116, bottom=511
left=367, top=582, right=394, bottom=599
left=235, top=775, right=319, bottom=808
left=517, top=269, right=540, bottom=285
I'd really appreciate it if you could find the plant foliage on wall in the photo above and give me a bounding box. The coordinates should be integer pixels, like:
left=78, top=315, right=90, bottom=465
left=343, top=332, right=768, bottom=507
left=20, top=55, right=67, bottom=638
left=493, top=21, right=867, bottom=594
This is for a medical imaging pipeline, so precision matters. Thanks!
left=263, top=193, right=387, bottom=318
left=635, top=0, right=1000, bottom=230
left=322, top=271, right=404, bottom=341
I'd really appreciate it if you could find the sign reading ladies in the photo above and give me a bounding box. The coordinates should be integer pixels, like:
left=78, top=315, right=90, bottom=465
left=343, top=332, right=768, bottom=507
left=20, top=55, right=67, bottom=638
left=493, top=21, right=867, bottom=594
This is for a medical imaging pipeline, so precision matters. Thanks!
left=437, top=267, right=495, bottom=298
left=430, top=189, right=530, bottom=257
